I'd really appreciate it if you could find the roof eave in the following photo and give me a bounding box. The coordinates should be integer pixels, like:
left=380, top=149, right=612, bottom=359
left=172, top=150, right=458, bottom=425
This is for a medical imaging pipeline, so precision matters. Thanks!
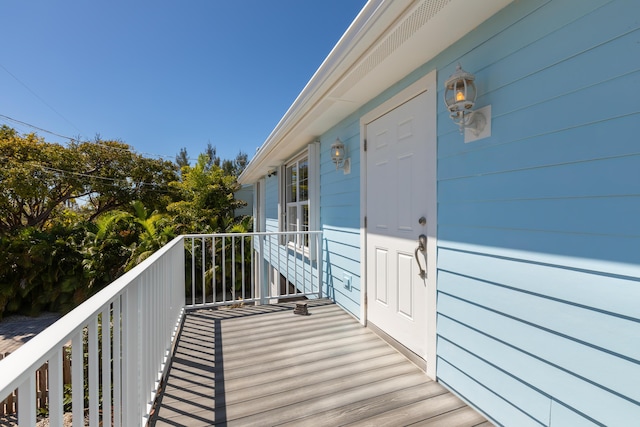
left=239, top=0, right=512, bottom=184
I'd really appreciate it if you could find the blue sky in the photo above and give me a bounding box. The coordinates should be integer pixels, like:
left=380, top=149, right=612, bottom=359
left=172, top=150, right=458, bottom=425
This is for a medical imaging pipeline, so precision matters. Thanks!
left=1, top=0, right=366, bottom=164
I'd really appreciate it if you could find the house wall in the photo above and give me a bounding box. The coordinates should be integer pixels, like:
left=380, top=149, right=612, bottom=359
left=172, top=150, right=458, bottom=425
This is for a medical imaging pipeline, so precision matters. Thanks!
left=319, top=118, right=362, bottom=318
left=433, top=1, right=640, bottom=424
left=316, top=0, right=640, bottom=425
left=234, top=184, right=253, bottom=218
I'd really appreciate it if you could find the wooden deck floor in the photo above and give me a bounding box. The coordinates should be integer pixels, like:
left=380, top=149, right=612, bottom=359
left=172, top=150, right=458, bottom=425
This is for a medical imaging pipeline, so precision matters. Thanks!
left=150, top=300, right=491, bottom=427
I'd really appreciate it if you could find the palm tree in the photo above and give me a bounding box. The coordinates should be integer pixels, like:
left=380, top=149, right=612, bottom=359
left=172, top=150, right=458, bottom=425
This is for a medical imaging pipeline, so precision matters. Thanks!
left=123, top=201, right=175, bottom=271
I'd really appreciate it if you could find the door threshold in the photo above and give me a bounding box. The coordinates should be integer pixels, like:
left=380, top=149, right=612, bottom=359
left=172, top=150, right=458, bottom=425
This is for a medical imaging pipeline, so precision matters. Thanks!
left=367, top=321, right=427, bottom=372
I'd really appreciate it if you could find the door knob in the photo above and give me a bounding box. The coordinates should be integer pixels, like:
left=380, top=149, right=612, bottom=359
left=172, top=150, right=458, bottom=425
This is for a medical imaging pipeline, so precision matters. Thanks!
left=418, top=216, right=426, bottom=226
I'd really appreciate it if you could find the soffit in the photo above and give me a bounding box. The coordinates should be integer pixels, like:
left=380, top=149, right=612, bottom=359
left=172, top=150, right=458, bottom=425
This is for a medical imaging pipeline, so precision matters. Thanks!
left=240, top=0, right=512, bottom=183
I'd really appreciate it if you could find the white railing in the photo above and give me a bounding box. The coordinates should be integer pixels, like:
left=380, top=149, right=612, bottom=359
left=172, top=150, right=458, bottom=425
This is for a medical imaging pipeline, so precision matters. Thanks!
left=0, top=231, right=322, bottom=426
left=184, top=231, right=323, bottom=309
left=0, top=235, right=185, bottom=427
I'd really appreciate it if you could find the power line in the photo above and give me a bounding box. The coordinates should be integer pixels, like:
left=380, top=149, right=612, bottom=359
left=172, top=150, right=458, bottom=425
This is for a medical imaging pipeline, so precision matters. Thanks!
left=0, top=113, right=197, bottom=163
left=0, top=114, right=77, bottom=141
left=0, top=63, right=83, bottom=134
left=0, top=156, right=176, bottom=194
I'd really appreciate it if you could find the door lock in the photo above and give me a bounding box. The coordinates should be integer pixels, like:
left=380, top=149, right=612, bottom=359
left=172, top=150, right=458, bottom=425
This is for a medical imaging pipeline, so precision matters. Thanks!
left=414, top=234, right=427, bottom=279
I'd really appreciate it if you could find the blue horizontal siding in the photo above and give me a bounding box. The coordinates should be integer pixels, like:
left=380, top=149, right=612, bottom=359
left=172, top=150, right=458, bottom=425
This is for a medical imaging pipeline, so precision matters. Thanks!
left=439, top=114, right=640, bottom=180
left=439, top=271, right=640, bottom=395
left=439, top=155, right=640, bottom=202
left=438, top=312, right=640, bottom=426
left=438, top=248, right=640, bottom=321
left=439, top=226, right=640, bottom=277
left=432, top=0, right=640, bottom=425
left=437, top=357, right=545, bottom=427
left=439, top=197, right=640, bottom=237
left=438, top=338, right=550, bottom=425
left=319, top=120, right=361, bottom=318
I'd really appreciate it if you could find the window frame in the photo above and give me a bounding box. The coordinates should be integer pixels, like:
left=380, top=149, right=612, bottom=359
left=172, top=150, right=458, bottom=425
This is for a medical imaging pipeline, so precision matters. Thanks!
left=280, top=142, right=319, bottom=258
left=284, top=152, right=310, bottom=251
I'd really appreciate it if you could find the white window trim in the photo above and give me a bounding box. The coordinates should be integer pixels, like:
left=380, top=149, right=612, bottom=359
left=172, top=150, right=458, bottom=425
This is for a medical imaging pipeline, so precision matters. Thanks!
left=280, top=142, right=319, bottom=259
left=253, top=179, right=266, bottom=232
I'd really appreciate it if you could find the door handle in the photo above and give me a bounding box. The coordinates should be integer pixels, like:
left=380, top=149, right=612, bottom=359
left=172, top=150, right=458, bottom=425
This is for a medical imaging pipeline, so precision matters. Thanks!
left=414, top=234, right=427, bottom=279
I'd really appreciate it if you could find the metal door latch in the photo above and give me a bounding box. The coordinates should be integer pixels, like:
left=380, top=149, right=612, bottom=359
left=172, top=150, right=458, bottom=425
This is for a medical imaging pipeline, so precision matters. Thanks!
left=414, top=234, right=427, bottom=279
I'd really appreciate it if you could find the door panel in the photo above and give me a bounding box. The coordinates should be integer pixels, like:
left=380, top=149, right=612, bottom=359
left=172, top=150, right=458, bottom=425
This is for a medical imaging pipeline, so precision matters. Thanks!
left=366, top=90, right=434, bottom=358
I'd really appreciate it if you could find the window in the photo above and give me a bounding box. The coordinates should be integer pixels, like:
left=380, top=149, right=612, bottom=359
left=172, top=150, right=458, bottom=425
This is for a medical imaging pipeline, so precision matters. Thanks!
left=285, top=154, right=309, bottom=248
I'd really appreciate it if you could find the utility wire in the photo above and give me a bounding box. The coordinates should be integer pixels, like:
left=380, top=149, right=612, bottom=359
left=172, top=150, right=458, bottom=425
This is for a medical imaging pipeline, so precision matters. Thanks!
left=0, top=63, right=83, bottom=134
left=0, top=114, right=77, bottom=141
left=0, top=156, right=176, bottom=194
left=0, top=113, right=199, bottom=162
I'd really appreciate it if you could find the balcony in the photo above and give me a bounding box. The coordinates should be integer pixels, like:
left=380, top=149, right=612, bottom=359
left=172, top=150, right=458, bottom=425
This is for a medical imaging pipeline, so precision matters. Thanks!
left=0, top=232, right=488, bottom=426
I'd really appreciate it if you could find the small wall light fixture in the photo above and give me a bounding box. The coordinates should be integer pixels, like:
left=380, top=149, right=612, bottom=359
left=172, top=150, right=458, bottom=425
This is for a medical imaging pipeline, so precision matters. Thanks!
left=444, top=64, right=488, bottom=138
left=330, top=138, right=351, bottom=174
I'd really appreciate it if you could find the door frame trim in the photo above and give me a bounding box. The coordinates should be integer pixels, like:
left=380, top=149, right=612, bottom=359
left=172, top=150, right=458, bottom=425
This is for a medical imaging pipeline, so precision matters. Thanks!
left=359, top=69, right=438, bottom=379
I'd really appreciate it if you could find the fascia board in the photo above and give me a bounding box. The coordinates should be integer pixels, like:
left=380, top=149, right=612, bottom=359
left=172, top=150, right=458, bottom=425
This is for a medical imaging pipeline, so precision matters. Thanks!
left=240, top=0, right=411, bottom=183
left=240, top=0, right=513, bottom=184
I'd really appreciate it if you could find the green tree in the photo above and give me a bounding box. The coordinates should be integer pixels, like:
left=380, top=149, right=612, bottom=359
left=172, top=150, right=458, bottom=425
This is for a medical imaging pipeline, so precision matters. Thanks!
left=122, top=201, right=175, bottom=270
left=168, top=154, right=244, bottom=234
left=0, top=224, right=86, bottom=318
left=0, top=127, right=178, bottom=234
left=221, top=150, right=248, bottom=177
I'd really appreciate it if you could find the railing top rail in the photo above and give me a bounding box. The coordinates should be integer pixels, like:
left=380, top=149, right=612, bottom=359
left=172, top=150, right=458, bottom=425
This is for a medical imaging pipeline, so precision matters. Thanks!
left=0, top=234, right=186, bottom=401
left=182, top=231, right=323, bottom=238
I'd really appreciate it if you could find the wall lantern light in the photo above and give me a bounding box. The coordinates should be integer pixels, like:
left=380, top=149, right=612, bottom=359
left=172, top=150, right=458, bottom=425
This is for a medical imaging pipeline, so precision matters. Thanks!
left=331, top=138, right=351, bottom=174
left=444, top=63, right=489, bottom=139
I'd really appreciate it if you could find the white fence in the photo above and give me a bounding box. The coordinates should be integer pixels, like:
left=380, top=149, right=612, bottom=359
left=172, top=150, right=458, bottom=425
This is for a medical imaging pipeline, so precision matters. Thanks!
left=0, top=235, right=185, bottom=427
left=184, top=231, right=323, bottom=309
left=0, top=231, right=322, bottom=426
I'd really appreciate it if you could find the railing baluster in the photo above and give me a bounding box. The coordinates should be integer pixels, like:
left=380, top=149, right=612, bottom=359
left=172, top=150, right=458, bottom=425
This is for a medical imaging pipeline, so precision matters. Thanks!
left=191, top=237, right=195, bottom=307
left=113, top=297, right=122, bottom=427
left=72, top=330, right=84, bottom=427
left=250, top=236, right=255, bottom=302
left=241, top=236, right=246, bottom=301
left=17, top=372, right=35, bottom=427
left=49, top=349, right=63, bottom=427
left=222, top=236, right=226, bottom=303
left=102, top=306, right=112, bottom=427
left=201, top=237, right=206, bottom=306
left=317, top=233, right=323, bottom=298
left=289, top=232, right=294, bottom=296
left=232, top=236, right=236, bottom=302
left=258, top=235, right=265, bottom=305
left=89, top=316, right=99, bottom=427
left=268, top=232, right=273, bottom=301
left=212, top=236, right=217, bottom=303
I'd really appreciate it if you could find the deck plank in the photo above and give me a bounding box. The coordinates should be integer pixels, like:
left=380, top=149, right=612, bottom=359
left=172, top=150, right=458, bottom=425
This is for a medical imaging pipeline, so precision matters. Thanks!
left=150, top=300, right=491, bottom=426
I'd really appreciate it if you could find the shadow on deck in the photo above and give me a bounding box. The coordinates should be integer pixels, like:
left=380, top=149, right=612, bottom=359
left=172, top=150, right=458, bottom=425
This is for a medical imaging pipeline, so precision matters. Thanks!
left=150, top=300, right=490, bottom=427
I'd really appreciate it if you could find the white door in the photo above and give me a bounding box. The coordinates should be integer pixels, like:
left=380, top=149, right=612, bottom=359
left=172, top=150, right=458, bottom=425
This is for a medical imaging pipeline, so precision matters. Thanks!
left=365, top=88, right=436, bottom=359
